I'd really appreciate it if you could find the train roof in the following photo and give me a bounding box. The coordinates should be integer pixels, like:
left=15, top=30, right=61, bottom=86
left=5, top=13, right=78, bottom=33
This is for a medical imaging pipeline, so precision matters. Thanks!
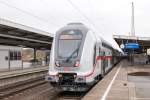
left=59, top=23, right=121, bottom=52
left=64, top=23, right=88, bottom=30
left=101, top=38, right=114, bottom=49
left=57, top=23, right=89, bottom=34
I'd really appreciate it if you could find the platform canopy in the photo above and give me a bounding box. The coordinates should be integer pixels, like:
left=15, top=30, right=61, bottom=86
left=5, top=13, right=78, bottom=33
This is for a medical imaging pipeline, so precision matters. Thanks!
left=0, top=18, right=53, bottom=49
left=113, top=35, right=150, bottom=54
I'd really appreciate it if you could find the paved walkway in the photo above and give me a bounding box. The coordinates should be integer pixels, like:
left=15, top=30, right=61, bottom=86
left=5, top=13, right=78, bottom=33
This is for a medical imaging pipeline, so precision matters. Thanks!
left=82, top=60, right=150, bottom=100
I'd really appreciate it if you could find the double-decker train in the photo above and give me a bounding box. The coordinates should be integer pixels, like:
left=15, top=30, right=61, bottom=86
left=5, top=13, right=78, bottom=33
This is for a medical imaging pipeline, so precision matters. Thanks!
left=46, top=23, right=122, bottom=91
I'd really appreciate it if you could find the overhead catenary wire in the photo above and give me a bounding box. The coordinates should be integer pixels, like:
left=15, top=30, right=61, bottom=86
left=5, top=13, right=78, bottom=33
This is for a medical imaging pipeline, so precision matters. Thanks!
left=0, top=0, right=59, bottom=27
left=66, top=0, right=103, bottom=34
left=88, top=0, right=105, bottom=28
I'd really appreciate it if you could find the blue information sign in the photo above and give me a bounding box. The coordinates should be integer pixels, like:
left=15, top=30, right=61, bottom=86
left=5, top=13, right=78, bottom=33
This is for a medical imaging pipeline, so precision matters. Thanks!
left=125, top=43, right=139, bottom=49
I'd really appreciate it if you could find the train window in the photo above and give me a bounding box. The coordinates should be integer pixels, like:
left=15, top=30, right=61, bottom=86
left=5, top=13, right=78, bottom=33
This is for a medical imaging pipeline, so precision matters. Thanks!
left=58, top=30, right=82, bottom=58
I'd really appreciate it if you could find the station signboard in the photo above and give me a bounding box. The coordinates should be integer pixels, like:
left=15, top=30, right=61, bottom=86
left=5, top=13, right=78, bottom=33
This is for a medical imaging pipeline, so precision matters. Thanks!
left=125, top=43, right=139, bottom=49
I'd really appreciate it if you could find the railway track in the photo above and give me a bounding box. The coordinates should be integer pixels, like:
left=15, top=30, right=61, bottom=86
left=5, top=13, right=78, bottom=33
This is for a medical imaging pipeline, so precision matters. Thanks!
left=0, top=69, right=89, bottom=100
left=0, top=69, right=47, bottom=99
left=52, top=91, right=86, bottom=100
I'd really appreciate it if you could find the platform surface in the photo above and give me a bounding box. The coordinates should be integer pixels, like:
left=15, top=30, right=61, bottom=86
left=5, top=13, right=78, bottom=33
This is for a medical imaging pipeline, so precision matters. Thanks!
left=82, top=60, right=150, bottom=100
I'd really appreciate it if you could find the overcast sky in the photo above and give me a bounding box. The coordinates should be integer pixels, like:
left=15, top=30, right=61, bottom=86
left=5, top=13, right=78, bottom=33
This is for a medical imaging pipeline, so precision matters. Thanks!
left=0, top=0, right=149, bottom=49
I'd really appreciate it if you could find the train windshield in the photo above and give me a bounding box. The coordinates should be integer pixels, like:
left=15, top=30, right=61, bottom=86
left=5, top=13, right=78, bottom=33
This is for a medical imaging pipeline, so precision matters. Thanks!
left=58, top=30, right=82, bottom=58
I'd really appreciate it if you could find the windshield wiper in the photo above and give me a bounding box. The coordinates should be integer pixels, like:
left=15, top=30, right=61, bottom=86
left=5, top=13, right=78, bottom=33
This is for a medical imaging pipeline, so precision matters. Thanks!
left=66, top=47, right=79, bottom=62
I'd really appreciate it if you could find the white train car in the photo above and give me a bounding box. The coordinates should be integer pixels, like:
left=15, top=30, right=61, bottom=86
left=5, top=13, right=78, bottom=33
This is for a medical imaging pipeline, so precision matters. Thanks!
left=0, top=45, right=22, bottom=70
left=46, top=23, right=121, bottom=91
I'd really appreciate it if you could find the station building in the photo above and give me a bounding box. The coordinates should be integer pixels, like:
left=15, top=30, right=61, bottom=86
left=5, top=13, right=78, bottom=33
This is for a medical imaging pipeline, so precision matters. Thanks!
left=0, top=45, right=22, bottom=70
left=0, top=18, right=53, bottom=71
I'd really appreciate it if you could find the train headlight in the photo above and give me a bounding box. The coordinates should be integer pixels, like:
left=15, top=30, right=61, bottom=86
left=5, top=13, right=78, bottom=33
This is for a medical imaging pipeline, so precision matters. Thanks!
left=74, top=61, right=80, bottom=67
left=58, top=74, right=62, bottom=77
left=74, top=74, right=77, bottom=78
left=55, top=60, right=60, bottom=67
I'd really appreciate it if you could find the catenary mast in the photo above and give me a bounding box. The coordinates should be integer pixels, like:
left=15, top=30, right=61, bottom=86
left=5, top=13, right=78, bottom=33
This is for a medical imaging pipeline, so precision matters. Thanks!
left=131, top=2, right=135, bottom=36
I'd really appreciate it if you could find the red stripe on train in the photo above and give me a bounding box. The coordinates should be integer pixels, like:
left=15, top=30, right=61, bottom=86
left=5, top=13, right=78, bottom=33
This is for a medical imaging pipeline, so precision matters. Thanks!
left=96, top=56, right=112, bottom=60
left=50, top=56, right=113, bottom=77
left=80, top=56, right=112, bottom=77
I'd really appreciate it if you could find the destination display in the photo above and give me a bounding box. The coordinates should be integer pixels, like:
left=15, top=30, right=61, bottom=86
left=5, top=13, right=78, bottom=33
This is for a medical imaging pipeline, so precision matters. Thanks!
left=59, top=34, right=82, bottom=39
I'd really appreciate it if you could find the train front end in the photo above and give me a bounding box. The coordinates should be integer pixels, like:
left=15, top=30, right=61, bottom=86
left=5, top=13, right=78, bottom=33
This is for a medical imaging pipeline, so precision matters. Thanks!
left=46, top=24, right=91, bottom=91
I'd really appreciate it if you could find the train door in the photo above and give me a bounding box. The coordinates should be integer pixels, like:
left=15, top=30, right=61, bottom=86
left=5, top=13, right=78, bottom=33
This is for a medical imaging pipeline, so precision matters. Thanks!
left=101, top=51, right=105, bottom=77
left=93, top=44, right=101, bottom=77
left=112, top=50, right=115, bottom=65
left=96, top=43, right=102, bottom=70
left=0, top=50, right=9, bottom=69
left=93, top=45, right=96, bottom=66
left=104, top=51, right=109, bottom=72
left=94, top=44, right=101, bottom=80
left=110, top=51, right=113, bottom=67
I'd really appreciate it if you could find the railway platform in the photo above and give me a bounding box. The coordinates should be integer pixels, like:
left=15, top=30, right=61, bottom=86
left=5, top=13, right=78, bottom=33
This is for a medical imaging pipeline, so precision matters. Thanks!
left=82, top=60, right=150, bottom=100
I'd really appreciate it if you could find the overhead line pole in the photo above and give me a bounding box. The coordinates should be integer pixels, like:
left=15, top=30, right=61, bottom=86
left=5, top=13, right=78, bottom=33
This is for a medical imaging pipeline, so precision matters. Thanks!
left=131, top=2, right=135, bottom=36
